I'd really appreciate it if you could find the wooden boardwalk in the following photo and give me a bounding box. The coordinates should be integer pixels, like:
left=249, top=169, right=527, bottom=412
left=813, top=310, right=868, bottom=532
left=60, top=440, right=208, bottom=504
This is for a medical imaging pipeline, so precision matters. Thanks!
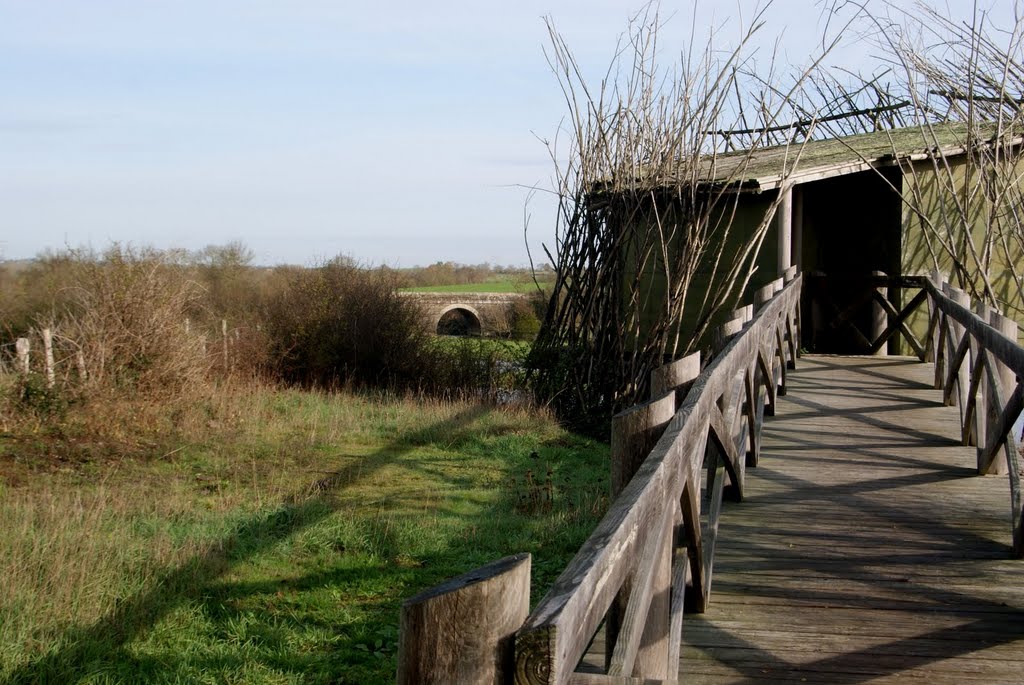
left=679, top=355, right=1024, bottom=684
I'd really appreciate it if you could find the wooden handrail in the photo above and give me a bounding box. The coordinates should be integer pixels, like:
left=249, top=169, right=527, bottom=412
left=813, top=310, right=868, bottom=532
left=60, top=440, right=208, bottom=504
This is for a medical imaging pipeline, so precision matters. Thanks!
left=924, top=274, right=1023, bottom=558
left=805, top=273, right=930, bottom=357
left=514, top=277, right=802, bottom=684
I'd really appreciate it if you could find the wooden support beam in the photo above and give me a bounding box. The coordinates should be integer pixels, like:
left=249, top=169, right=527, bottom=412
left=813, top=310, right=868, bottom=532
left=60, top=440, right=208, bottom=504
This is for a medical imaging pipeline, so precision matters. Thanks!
left=978, top=382, right=1023, bottom=476
left=943, top=332, right=971, bottom=408
left=778, top=188, right=792, bottom=275
left=607, top=394, right=676, bottom=672
left=701, top=442, right=727, bottom=612
left=868, top=288, right=928, bottom=359
left=744, top=366, right=760, bottom=466
left=871, top=271, right=889, bottom=356
left=679, top=480, right=706, bottom=614
left=514, top=277, right=803, bottom=685
left=665, top=513, right=688, bottom=675
left=947, top=288, right=973, bottom=420
left=607, top=507, right=673, bottom=679
left=961, top=350, right=986, bottom=447
left=986, top=311, right=1019, bottom=476
left=708, top=404, right=744, bottom=502
left=757, top=347, right=777, bottom=416
left=774, top=326, right=788, bottom=396
left=611, top=395, right=677, bottom=497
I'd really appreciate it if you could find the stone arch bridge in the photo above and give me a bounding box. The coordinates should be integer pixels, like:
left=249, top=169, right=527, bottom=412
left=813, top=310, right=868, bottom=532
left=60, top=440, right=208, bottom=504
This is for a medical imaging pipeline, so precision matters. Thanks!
left=399, top=291, right=530, bottom=336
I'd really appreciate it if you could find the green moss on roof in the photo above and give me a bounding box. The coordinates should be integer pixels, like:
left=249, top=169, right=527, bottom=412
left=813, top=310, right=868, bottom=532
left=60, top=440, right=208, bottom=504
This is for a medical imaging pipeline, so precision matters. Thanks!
left=679, top=121, right=1013, bottom=190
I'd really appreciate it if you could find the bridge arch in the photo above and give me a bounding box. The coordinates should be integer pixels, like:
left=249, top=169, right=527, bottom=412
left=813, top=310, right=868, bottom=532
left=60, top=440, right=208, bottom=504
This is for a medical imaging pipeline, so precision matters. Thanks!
left=436, top=305, right=482, bottom=337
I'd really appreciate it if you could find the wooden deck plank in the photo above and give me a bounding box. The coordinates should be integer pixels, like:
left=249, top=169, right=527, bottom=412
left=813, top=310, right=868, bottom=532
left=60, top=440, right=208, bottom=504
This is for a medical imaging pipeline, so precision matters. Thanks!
left=677, top=355, right=1024, bottom=684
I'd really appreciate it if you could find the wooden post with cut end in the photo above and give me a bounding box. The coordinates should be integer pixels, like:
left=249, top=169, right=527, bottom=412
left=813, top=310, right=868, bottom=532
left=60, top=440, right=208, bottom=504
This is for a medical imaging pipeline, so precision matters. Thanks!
left=650, top=352, right=701, bottom=408
left=607, top=393, right=676, bottom=677
left=15, top=338, right=30, bottom=375
left=41, top=328, right=55, bottom=388
left=987, top=310, right=1018, bottom=476
left=946, top=287, right=972, bottom=416
left=398, top=553, right=530, bottom=685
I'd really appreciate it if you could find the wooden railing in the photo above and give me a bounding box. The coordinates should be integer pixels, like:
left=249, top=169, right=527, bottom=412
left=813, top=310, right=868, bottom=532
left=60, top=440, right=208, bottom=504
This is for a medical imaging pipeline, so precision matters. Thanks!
left=513, top=268, right=801, bottom=684
left=924, top=273, right=1024, bottom=557
left=395, top=270, right=800, bottom=684
left=805, top=272, right=928, bottom=357
left=396, top=268, right=1024, bottom=684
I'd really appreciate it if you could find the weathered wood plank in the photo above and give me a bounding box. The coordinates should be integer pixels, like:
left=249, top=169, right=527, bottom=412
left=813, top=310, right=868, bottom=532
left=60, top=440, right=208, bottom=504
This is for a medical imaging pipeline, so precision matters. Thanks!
left=607, top=393, right=677, bottom=673
left=673, top=356, right=1024, bottom=684
left=607, top=507, right=673, bottom=678
left=399, top=553, right=530, bottom=685
left=516, top=279, right=802, bottom=685
left=649, top=352, right=701, bottom=407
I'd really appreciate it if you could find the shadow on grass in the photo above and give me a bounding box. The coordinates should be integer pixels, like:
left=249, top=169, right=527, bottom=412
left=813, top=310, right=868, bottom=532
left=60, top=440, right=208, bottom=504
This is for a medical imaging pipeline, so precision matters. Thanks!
left=5, top=404, right=546, bottom=684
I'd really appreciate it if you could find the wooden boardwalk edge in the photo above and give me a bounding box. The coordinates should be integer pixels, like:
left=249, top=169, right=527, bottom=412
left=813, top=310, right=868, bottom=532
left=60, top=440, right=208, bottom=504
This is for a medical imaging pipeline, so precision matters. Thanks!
left=582, top=355, right=1024, bottom=684
left=680, top=355, right=1024, bottom=684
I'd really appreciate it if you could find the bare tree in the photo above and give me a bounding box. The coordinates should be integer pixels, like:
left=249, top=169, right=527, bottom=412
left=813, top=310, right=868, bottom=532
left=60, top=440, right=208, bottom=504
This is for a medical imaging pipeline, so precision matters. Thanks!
left=527, top=4, right=854, bottom=433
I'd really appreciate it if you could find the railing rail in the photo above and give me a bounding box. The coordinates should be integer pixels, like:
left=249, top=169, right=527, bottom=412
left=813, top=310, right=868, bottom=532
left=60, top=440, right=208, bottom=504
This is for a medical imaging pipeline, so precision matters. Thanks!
left=513, top=269, right=802, bottom=684
left=924, top=273, right=1024, bottom=557
left=805, top=272, right=928, bottom=356
left=396, top=268, right=1024, bottom=684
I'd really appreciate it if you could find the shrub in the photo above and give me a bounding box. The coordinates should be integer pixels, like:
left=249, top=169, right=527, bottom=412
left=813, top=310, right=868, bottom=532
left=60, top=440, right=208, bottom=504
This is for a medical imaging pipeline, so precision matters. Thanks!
left=50, top=246, right=209, bottom=398
left=509, top=298, right=542, bottom=339
left=262, top=257, right=434, bottom=390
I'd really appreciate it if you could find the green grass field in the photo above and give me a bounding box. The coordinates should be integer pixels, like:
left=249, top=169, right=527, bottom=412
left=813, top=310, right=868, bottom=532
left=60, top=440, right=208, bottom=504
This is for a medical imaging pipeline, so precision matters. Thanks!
left=0, top=385, right=606, bottom=684
left=400, top=280, right=553, bottom=294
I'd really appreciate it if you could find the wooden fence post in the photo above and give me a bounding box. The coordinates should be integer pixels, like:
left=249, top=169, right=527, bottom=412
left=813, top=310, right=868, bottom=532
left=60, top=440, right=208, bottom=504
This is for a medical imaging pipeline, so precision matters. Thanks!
left=925, top=270, right=943, bottom=364
left=987, top=311, right=1018, bottom=476
left=221, top=319, right=229, bottom=371
left=650, top=352, right=701, bottom=409
left=607, top=393, right=676, bottom=678
left=968, top=301, right=994, bottom=449
left=398, top=553, right=529, bottom=685
left=945, top=286, right=972, bottom=419
left=41, top=328, right=55, bottom=388
left=871, top=271, right=888, bottom=356
left=15, top=338, right=30, bottom=375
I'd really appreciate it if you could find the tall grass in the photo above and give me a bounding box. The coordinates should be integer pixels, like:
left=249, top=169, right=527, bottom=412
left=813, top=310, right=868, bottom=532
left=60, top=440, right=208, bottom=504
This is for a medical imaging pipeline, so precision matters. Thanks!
left=0, top=383, right=606, bottom=683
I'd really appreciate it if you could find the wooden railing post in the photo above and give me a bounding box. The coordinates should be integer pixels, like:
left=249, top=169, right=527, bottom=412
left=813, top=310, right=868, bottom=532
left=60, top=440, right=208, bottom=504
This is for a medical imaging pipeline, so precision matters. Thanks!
left=945, top=286, right=972, bottom=419
left=925, top=270, right=943, bottom=365
left=607, top=393, right=676, bottom=678
left=514, top=277, right=803, bottom=684
left=968, top=301, right=994, bottom=449
left=398, top=553, right=530, bottom=685
left=650, top=352, right=701, bottom=409
left=986, top=311, right=1018, bottom=476
left=871, top=271, right=888, bottom=356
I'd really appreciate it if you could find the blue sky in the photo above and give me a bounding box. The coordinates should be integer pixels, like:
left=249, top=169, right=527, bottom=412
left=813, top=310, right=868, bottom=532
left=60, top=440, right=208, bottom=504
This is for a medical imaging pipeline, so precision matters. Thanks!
left=0, top=1, right=994, bottom=266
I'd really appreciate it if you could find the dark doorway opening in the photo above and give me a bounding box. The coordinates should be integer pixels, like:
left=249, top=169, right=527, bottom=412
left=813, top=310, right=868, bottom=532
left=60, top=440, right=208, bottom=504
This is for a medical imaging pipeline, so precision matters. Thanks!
left=799, top=168, right=903, bottom=353
left=437, top=308, right=482, bottom=336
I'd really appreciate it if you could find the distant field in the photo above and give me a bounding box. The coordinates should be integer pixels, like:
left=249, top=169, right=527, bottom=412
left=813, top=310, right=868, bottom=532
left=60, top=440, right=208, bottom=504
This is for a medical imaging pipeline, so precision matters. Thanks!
left=401, top=280, right=552, bottom=294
